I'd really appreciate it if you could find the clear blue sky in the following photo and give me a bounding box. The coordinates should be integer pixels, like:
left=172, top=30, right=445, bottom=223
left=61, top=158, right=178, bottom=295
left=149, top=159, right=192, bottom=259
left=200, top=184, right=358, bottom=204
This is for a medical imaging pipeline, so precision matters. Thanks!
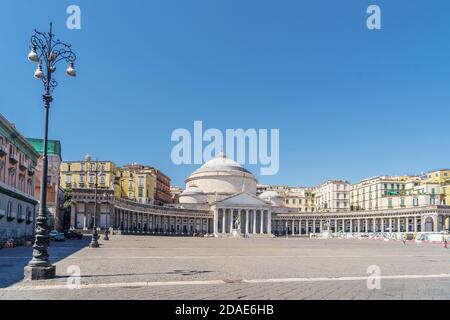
left=1, top=0, right=450, bottom=187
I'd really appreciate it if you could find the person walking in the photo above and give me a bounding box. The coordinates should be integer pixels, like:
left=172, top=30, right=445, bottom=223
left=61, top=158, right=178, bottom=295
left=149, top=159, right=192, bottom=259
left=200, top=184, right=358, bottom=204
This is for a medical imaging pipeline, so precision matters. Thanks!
left=402, top=234, right=406, bottom=246
left=443, top=236, right=448, bottom=249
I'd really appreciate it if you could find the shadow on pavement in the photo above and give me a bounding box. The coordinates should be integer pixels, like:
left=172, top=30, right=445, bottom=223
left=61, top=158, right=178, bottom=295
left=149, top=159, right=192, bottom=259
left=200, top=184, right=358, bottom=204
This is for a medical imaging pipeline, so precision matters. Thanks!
left=0, top=236, right=91, bottom=288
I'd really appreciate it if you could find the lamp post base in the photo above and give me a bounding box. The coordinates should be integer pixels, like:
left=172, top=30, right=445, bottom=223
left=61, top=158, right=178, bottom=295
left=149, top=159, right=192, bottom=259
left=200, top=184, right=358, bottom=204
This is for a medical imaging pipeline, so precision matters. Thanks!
left=89, top=241, right=100, bottom=248
left=24, top=265, right=56, bottom=280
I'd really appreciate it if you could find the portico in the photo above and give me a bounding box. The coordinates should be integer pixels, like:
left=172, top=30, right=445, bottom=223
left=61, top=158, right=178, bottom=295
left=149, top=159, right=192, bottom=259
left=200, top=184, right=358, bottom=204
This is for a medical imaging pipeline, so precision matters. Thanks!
left=212, top=192, right=272, bottom=236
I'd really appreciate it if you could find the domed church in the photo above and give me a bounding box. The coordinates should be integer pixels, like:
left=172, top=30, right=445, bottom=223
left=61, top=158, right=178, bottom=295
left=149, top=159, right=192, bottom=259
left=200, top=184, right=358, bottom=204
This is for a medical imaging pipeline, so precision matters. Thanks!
left=179, top=152, right=278, bottom=236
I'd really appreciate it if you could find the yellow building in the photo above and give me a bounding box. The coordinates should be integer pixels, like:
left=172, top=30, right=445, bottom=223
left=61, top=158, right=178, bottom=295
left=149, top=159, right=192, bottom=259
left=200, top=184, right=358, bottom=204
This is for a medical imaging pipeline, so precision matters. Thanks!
left=421, top=169, right=450, bottom=205
left=60, top=155, right=118, bottom=191
left=282, top=187, right=316, bottom=213
left=118, top=163, right=156, bottom=204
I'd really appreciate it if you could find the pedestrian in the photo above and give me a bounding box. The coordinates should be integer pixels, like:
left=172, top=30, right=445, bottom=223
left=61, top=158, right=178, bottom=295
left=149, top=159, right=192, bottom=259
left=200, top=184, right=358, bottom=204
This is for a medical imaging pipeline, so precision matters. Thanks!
left=402, top=234, right=406, bottom=246
left=443, top=236, right=448, bottom=249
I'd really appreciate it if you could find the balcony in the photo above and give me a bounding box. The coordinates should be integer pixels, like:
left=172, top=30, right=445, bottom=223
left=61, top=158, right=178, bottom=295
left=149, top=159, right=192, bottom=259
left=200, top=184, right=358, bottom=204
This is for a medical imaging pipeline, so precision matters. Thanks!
left=27, top=165, right=35, bottom=176
left=19, top=160, right=27, bottom=171
left=9, top=153, right=19, bottom=164
left=0, top=209, right=5, bottom=219
left=0, top=145, right=7, bottom=157
left=7, top=214, right=15, bottom=222
left=17, top=217, right=25, bottom=224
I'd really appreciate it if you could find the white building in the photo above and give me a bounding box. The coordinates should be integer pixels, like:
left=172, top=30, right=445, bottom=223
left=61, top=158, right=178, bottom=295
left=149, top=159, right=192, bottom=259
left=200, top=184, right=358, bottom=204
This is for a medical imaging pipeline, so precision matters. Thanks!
left=315, top=180, right=350, bottom=212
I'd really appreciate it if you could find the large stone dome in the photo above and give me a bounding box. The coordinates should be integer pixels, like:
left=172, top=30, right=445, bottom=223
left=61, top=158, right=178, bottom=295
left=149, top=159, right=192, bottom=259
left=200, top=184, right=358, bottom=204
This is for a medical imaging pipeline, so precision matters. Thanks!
left=185, top=152, right=257, bottom=203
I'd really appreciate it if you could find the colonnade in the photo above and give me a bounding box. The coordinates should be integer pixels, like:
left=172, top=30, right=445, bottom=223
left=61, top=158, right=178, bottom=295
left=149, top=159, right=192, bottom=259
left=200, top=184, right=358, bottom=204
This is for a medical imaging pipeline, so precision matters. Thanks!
left=113, top=207, right=213, bottom=235
left=273, top=214, right=449, bottom=236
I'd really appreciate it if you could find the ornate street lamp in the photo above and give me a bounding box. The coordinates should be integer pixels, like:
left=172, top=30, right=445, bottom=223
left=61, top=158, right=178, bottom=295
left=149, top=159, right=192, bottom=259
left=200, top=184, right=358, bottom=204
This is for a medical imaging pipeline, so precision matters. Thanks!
left=88, top=161, right=103, bottom=248
left=24, top=23, right=76, bottom=280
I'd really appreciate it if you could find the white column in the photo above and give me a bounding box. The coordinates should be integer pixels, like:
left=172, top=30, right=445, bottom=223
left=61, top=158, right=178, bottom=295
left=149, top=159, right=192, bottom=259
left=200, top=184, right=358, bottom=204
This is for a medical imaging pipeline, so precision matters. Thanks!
left=357, top=219, right=360, bottom=233
left=245, top=210, right=249, bottom=235
left=349, top=219, right=353, bottom=233
left=334, top=219, right=337, bottom=233
left=373, top=218, right=376, bottom=232
left=389, top=218, right=392, bottom=233
left=414, top=216, right=417, bottom=233
left=229, top=209, right=234, bottom=233
left=306, top=219, right=309, bottom=235
left=365, top=219, right=368, bottom=232
left=252, top=210, right=256, bottom=234
left=312, top=220, right=316, bottom=234
left=298, top=219, right=301, bottom=235
left=213, top=209, right=218, bottom=235
left=222, top=209, right=226, bottom=234
left=268, top=211, right=272, bottom=235
left=260, top=210, right=264, bottom=234
left=397, top=217, right=400, bottom=232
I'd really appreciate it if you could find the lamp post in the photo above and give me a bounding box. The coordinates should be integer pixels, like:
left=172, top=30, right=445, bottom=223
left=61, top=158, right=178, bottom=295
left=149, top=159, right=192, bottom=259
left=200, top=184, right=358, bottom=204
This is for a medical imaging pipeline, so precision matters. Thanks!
left=24, top=23, right=76, bottom=280
left=88, top=160, right=103, bottom=248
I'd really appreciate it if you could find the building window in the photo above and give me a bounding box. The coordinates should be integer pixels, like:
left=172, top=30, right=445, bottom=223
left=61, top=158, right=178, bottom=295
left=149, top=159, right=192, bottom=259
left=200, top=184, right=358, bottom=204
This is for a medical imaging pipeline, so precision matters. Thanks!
left=100, top=175, right=105, bottom=184
left=413, top=198, right=418, bottom=206
left=79, top=174, right=85, bottom=183
left=66, top=175, right=72, bottom=183
left=26, top=207, right=32, bottom=221
left=89, top=175, right=94, bottom=184
left=7, top=201, right=12, bottom=218
left=18, top=204, right=22, bottom=219
left=8, top=169, right=14, bottom=187
left=388, top=199, right=393, bottom=208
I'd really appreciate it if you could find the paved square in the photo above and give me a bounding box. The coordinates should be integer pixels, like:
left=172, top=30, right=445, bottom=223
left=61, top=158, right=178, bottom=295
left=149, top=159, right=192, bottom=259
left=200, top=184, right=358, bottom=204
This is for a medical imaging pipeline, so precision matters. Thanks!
left=1, top=236, right=449, bottom=299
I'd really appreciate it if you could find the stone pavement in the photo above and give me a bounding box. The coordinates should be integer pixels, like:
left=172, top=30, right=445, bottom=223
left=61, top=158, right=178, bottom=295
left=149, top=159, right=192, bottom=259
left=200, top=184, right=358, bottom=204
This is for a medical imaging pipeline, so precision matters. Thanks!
left=0, top=235, right=449, bottom=299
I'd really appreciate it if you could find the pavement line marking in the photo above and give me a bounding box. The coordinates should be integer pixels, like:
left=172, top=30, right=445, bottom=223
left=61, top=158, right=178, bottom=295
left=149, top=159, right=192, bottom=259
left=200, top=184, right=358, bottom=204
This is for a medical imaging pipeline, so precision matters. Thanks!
left=1, top=280, right=226, bottom=291
left=2, top=274, right=450, bottom=291
left=243, top=274, right=450, bottom=283
left=2, top=254, right=449, bottom=259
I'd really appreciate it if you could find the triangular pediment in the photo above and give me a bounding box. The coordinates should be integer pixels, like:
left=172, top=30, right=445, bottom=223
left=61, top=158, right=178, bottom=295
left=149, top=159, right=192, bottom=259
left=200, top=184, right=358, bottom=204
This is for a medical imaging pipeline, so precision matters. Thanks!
left=213, top=192, right=270, bottom=207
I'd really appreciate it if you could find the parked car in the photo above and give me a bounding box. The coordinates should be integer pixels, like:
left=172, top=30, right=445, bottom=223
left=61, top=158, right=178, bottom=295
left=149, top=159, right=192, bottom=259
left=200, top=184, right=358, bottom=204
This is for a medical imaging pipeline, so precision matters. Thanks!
left=64, top=230, right=83, bottom=240
left=49, top=230, right=65, bottom=241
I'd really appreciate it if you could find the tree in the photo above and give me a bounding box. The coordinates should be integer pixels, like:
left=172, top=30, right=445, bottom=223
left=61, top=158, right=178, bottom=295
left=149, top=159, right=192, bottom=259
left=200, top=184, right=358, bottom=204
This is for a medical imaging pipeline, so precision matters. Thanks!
left=63, top=187, right=73, bottom=209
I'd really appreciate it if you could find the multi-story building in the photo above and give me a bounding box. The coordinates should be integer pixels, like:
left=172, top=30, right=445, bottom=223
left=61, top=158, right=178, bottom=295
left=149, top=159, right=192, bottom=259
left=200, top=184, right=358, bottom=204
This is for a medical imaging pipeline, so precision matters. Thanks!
left=118, top=163, right=156, bottom=204
left=315, top=180, right=350, bottom=212
left=152, top=168, right=172, bottom=206
left=27, top=138, right=64, bottom=230
left=0, top=114, right=39, bottom=243
left=281, top=187, right=316, bottom=213
left=60, top=155, right=118, bottom=191
left=420, top=169, right=450, bottom=205
left=349, top=175, right=442, bottom=211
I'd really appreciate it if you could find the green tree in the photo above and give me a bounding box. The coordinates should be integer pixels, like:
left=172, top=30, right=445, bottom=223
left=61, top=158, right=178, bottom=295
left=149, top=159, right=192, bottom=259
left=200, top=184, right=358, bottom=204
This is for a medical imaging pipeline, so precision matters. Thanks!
left=63, top=187, right=73, bottom=209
